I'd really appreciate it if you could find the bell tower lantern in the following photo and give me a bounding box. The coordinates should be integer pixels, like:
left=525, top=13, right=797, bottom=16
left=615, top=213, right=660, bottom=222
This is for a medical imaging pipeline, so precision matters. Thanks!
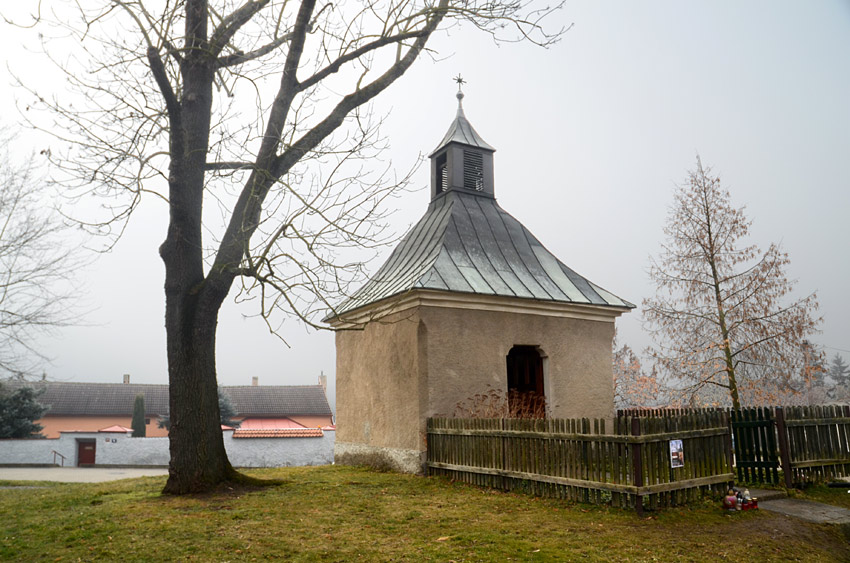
left=429, top=77, right=495, bottom=201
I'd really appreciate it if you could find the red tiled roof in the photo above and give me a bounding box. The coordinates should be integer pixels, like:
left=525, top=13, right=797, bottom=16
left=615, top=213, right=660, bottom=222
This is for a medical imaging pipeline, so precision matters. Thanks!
left=98, top=425, right=132, bottom=433
left=232, top=428, right=324, bottom=439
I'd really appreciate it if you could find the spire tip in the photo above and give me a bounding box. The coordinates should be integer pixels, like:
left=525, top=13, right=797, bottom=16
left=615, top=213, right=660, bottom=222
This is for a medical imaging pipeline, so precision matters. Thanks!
left=453, top=74, right=466, bottom=109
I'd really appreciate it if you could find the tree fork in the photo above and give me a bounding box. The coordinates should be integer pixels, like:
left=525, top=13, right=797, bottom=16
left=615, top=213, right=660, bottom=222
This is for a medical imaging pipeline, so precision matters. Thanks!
left=26, top=0, right=564, bottom=496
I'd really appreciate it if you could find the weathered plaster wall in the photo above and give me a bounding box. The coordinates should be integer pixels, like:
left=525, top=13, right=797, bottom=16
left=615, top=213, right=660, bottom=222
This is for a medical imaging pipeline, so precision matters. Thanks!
left=334, top=310, right=427, bottom=472
left=420, top=305, right=615, bottom=422
left=333, top=301, right=617, bottom=474
left=0, top=431, right=335, bottom=468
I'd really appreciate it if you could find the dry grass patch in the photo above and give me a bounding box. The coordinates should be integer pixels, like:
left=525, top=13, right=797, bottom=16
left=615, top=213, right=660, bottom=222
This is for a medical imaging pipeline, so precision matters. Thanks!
left=0, top=466, right=848, bottom=561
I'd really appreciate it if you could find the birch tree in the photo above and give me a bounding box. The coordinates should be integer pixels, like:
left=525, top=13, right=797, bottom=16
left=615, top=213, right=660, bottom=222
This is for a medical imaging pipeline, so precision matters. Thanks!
left=13, top=0, right=562, bottom=493
left=643, top=157, right=821, bottom=409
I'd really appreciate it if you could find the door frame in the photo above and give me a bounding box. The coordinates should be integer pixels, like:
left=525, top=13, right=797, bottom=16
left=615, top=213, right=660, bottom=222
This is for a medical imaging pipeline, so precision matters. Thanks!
left=76, top=438, right=96, bottom=466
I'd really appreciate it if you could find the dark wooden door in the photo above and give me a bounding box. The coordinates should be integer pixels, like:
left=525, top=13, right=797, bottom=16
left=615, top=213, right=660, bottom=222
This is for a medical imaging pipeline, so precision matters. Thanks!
left=77, top=440, right=96, bottom=466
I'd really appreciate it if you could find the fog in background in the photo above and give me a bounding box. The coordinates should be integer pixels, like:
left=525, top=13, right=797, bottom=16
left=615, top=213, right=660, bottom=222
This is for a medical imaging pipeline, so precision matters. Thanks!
left=1, top=1, right=848, bottom=410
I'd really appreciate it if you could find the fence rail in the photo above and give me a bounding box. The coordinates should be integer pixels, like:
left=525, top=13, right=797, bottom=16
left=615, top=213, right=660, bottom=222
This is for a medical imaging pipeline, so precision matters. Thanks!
left=618, top=405, right=850, bottom=487
left=427, top=413, right=733, bottom=512
left=777, top=405, right=850, bottom=486
left=428, top=404, right=850, bottom=510
left=730, top=407, right=779, bottom=483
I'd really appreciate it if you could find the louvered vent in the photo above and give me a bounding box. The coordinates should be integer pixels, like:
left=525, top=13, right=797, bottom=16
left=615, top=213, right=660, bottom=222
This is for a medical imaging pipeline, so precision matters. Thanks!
left=463, top=150, right=484, bottom=191
left=436, top=153, right=448, bottom=193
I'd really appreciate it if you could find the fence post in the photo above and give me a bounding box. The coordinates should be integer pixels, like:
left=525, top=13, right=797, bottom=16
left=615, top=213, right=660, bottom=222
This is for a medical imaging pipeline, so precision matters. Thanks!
left=775, top=407, right=793, bottom=489
left=500, top=417, right=507, bottom=492
left=631, top=417, right=643, bottom=516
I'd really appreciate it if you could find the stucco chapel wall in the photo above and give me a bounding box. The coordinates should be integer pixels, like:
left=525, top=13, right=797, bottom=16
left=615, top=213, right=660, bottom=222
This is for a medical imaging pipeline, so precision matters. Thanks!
left=334, top=310, right=426, bottom=473
left=419, top=305, right=616, bottom=421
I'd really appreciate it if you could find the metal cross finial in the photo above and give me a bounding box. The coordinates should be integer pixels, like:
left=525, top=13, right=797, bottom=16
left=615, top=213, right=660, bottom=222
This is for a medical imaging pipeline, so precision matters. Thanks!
left=454, top=74, right=466, bottom=108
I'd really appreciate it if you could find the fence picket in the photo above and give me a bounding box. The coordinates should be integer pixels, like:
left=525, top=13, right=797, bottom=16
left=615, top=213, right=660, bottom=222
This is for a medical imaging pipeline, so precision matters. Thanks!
left=423, top=404, right=850, bottom=511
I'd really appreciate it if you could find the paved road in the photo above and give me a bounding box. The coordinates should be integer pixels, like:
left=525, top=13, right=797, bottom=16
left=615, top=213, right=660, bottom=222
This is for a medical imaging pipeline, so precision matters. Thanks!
left=0, top=467, right=168, bottom=483
left=749, top=487, right=850, bottom=525
left=759, top=497, right=850, bottom=525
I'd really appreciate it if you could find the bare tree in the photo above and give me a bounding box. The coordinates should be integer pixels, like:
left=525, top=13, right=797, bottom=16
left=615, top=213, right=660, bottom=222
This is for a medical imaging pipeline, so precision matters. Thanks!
left=643, top=157, right=821, bottom=409
left=12, top=0, right=563, bottom=493
left=0, top=128, right=78, bottom=379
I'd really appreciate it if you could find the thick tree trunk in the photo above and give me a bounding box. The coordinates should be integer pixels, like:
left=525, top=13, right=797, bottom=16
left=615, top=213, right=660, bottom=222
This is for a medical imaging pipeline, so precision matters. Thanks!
left=152, top=0, right=445, bottom=494
left=160, top=1, right=237, bottom=493
left=162, top=294, right=236, bottom=494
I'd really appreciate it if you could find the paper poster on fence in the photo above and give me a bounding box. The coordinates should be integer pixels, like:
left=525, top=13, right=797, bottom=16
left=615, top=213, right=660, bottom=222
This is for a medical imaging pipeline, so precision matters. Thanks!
left=670, top=439, right=684, bottom=468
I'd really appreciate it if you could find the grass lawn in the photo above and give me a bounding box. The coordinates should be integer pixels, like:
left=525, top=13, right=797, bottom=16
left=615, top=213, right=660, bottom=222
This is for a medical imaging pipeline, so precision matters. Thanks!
left=1, top=465, right=847, bottom=562
left=790, top=483, right=850, bottom=510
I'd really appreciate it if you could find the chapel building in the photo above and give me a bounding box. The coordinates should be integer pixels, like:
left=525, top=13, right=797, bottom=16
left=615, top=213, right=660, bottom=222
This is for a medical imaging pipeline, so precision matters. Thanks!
left=325, top=87, right=634, bottom=473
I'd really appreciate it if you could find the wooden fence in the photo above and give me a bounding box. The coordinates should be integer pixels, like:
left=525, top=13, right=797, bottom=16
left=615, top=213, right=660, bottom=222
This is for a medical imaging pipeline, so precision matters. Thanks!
left=777, top=405, right=850, bottom=486
left=621, top=405, right=850, bottom=487
left=426, top=412, right=733, bottom=512
left=730, top=408, right=779, bottom=484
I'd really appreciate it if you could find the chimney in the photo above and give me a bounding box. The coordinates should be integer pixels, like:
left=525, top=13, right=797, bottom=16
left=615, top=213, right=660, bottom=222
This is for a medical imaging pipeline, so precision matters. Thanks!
left=123, top=373, right=131, bottom=384
left=319, top=371, right=327, bottom=392
left=252, top=376, right=258, bottom=387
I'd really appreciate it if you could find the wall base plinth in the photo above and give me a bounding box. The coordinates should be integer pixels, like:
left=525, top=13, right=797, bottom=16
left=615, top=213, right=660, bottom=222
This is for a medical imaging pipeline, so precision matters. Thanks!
left=334, top=442, right=425, bottom=475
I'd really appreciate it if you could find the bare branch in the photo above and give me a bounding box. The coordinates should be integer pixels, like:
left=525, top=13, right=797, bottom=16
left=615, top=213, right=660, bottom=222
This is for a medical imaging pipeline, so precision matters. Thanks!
left=217, top=31, right=293, bottom=67
left=210, top=0, right=272, bottom=57
left=20, top=0, right=565, bottom=493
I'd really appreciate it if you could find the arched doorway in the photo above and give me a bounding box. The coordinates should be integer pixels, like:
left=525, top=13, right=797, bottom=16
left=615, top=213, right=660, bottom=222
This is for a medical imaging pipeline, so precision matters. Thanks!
left=506, top=345, right=545, bottom=418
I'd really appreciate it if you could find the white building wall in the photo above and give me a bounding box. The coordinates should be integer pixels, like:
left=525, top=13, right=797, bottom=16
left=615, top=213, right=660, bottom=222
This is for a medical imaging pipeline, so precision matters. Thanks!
left=0, top=436, right=78, bottom=466
left=0, top=430, right=334, bottom=468
left=226, top=432, right=334, bottom=467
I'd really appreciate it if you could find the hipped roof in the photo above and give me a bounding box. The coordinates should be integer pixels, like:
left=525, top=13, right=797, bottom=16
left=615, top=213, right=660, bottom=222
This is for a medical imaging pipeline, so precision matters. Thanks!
left=327, top=190, right=634, bottom=319
left=429, top=104, right=495, bottom=156
left=1, top=381, right=332, bottom=417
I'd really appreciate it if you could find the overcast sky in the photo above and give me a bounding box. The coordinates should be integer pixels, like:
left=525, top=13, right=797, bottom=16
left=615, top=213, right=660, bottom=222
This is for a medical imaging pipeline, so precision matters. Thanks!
left=1, top=1, right=848, bottom=408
